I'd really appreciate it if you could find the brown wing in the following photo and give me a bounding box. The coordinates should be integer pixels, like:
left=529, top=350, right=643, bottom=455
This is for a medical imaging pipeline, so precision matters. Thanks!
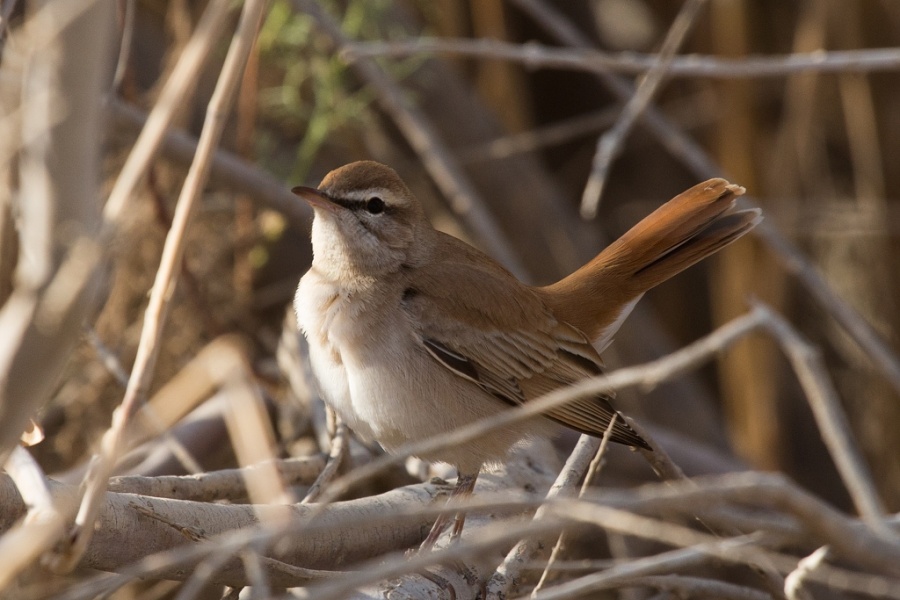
left=404, top=234, right=649, bottom=450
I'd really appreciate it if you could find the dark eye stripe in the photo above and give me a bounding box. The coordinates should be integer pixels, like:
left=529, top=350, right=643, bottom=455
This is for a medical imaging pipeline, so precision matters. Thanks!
left=326, top=193, right=394, bottom=215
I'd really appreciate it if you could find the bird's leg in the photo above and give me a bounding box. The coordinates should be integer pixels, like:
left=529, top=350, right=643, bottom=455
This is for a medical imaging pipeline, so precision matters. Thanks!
left=419, top=471, right=478, bottom=551
left=449, top=473, right=477, bottom=541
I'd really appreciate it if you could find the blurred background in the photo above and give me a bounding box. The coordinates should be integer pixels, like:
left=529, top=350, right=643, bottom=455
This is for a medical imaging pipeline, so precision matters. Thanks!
left=3, top=0, right=900, bottom=555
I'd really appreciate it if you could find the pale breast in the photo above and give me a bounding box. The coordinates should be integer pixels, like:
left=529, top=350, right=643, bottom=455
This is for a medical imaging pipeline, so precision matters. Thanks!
left=294, top=270, right=378, bottom=441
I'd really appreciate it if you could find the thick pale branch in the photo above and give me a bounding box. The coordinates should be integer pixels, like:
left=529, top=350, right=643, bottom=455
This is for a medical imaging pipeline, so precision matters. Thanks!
left=0, top=475, right=443, bottom=590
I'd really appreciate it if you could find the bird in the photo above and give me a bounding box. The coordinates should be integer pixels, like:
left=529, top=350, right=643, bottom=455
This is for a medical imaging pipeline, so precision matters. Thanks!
left=292, top=161, right=760, bottom=547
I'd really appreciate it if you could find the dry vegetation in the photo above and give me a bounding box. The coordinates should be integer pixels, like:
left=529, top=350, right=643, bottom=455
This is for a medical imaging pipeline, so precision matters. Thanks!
left=1, top=0, right=899, bottom=598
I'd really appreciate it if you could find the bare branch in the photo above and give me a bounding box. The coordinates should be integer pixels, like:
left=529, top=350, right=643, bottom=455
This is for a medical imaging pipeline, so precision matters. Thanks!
left=487, top=433, right=603, bottom=597
left=346, top=38, right=900, bottom=79
left=575, top=472, right=900, bottom=576
left=755, top=301, right=890, bottom=535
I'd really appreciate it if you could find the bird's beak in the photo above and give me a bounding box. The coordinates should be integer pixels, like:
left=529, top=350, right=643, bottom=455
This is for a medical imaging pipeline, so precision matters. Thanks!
left=292, top=186, right=338, bottom=213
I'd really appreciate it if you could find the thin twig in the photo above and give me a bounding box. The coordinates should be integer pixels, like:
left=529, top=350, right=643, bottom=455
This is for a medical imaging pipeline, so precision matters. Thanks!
left=86, top=326, right=205, bottom=475
left=580, top=0, right=708, bottom=218
left=536, top=499, right=900, bottom=599
left=112, top=0, right=135, bottom=90
left=754, top=301, right=890, bottom=535
left=458, top=93, right=715, bottom=163
left=510, top=0, right=720, bottom=181
left=573, top=472, right=900, bottom=575
left=615, top=575, right=773, bottom=600
left=487, top=433, right=603, bottom=598
left=784, top=546, right=829, bottom=600
left=753, top=219, right=900, bottom=399
left=527, top=538, right=765, bottom=600
left=346, top=38, right=900, bottom=79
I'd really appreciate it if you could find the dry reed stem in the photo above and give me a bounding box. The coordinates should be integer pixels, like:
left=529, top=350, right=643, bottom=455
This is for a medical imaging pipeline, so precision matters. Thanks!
left=0, top=0, right=112, bottom=458
left=612, top=574, right=773, bottom=600
left=101, top=0, right=233, bottom=227
left=60, top=0, right=268, bottom=572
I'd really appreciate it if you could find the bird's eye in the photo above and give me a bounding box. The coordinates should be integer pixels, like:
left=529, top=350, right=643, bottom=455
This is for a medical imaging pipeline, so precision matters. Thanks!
left=365, top=197, right=385, bottom=214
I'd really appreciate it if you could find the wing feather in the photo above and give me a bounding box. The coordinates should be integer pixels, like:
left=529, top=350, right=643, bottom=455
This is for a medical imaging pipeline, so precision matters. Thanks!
left=404, top=235, right=649, bottom=450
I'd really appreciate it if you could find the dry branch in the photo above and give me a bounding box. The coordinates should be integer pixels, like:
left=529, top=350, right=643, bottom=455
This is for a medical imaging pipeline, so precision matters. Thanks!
left=346, top=38, right=900, bottom=79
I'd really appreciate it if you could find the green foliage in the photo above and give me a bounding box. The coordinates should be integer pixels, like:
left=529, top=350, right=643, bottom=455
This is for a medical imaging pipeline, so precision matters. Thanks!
left=257, top=0, right=423, bottom=182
